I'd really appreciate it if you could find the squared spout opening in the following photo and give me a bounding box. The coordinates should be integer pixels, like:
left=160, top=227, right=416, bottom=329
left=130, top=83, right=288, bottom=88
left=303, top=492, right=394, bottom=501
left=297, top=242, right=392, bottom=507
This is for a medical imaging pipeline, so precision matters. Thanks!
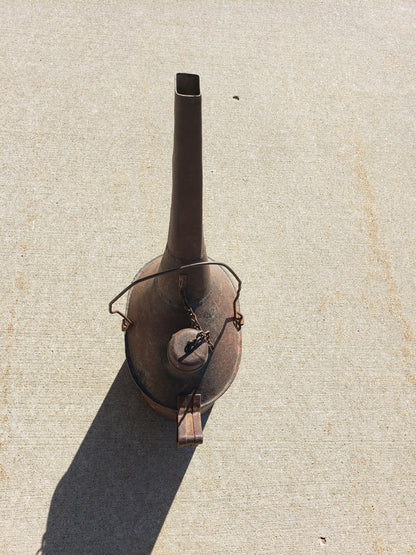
left=176, top=73, right=200, bottom=96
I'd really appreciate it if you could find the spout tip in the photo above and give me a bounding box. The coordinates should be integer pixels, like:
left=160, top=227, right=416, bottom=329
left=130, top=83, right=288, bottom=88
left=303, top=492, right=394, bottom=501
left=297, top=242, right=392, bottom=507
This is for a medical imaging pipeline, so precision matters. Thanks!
left=176, top=73, right=200, bottom=96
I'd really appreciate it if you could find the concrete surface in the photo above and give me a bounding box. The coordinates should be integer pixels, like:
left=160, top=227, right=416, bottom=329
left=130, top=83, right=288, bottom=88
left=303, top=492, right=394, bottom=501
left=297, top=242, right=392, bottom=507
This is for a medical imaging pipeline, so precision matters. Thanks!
left=1, top=1, right=416, bottom=553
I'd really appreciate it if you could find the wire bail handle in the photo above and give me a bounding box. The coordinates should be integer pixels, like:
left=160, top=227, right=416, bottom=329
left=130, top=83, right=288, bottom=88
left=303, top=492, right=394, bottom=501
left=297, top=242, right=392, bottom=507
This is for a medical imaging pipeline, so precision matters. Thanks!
left=109, top=261, right=244, bottom=332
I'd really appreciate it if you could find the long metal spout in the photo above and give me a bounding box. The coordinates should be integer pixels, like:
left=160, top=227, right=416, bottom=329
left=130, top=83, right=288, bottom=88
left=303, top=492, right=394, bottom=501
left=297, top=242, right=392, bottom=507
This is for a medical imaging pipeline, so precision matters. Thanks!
left=159, top=73, right=210, bottom=300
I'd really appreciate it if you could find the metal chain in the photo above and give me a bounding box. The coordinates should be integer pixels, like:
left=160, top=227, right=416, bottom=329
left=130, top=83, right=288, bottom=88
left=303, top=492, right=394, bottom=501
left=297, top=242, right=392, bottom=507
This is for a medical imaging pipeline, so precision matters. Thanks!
left=179, top=276, right=215, bottom=352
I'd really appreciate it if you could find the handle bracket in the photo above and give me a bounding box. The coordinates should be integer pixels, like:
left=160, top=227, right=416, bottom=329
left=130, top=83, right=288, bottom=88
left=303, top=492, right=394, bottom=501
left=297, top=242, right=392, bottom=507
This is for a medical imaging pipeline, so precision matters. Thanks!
left=177, top=394, right=203, bottom=447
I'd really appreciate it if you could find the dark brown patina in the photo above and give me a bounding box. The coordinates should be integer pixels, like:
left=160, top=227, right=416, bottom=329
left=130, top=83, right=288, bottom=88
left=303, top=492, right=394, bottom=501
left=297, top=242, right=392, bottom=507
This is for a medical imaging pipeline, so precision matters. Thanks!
left=110, top=73, right=243, bottom=446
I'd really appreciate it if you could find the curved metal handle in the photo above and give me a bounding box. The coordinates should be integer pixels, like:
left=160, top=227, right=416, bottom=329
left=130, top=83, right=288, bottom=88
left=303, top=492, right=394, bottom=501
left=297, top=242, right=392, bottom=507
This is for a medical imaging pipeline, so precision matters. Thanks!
left=109, top=261, right=244, bottom=331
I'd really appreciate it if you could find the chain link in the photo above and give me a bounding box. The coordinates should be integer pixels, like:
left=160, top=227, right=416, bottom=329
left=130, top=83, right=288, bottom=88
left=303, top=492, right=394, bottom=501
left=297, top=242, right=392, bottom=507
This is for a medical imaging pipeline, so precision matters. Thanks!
left=179, top=276, right=215, bottom=352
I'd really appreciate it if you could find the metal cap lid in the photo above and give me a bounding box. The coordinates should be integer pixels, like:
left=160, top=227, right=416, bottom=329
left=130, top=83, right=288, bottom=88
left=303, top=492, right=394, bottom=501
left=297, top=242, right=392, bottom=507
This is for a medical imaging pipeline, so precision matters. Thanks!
left=167, top=328, right=209, bottom=375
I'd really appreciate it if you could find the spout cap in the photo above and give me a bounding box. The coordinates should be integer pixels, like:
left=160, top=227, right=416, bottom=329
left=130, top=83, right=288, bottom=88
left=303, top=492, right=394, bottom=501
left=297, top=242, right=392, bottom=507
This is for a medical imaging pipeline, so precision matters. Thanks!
left=167, top=328, right=209, bottom=376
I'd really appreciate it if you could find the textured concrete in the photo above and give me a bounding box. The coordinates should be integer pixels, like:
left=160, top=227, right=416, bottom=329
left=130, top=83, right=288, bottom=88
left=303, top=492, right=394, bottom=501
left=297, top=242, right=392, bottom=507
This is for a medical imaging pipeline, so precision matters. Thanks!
left=1, top=1, right=416, bottom=553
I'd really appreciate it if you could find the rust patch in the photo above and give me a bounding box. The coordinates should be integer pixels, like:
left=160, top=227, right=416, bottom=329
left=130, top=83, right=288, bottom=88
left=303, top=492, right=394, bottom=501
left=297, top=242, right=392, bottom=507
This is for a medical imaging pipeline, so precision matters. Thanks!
left=354, top=141, right=416, bottom=386
left=16, top=272, right=26, bottom=291
left=402, top=346, right=411, bottom=358
left=372, top=537, right=393, bottom=554
left=318, top=296, right=329, bottom=313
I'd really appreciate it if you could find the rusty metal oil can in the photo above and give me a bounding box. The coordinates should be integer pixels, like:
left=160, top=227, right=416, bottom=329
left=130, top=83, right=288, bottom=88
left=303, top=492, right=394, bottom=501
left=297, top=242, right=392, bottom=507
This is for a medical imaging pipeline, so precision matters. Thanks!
left=110, top=73, right=243, bottom=446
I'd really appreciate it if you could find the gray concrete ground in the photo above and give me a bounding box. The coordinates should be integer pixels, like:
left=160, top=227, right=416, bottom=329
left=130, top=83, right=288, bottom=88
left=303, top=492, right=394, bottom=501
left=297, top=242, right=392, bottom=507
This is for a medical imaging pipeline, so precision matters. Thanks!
left=1, top=2, right=416, bottom=553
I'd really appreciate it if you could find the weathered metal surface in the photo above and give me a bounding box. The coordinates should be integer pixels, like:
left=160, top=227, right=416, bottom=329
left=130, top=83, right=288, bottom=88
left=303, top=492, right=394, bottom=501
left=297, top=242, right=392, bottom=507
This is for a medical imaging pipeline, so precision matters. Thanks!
left=177, top=394, right=203, bottom=447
